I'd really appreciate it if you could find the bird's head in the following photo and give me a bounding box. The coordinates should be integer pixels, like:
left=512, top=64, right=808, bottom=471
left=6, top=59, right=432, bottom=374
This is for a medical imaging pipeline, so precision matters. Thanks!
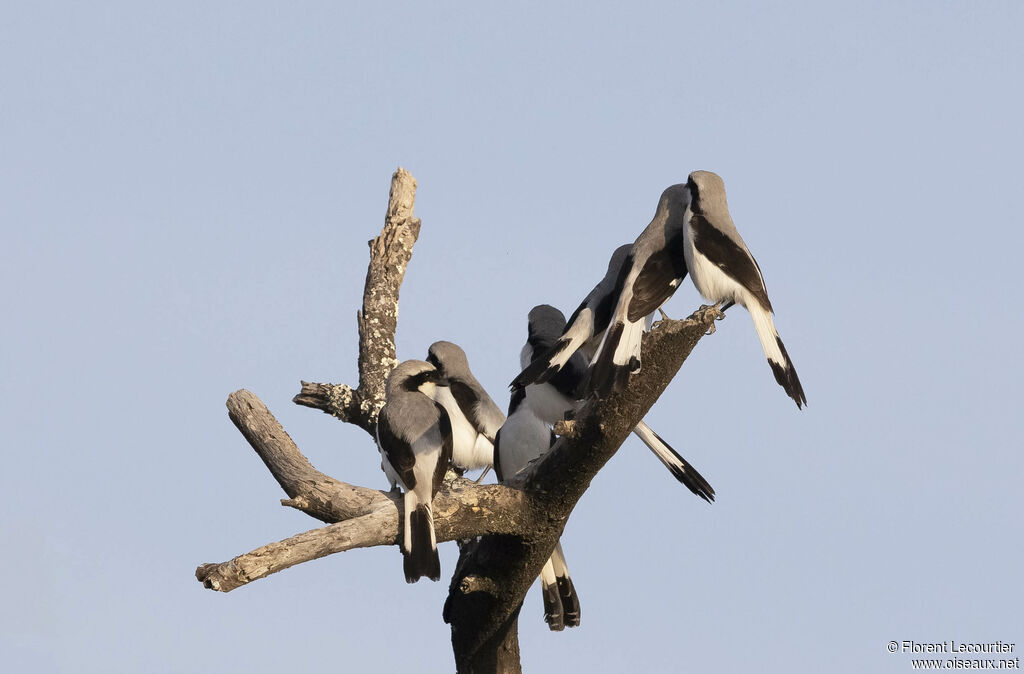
left=527, top=304, right=567, bottom=341
left=686, top=170, right=728, bottom=216
left=426, top=341, right=470, bottom=381
left=657, top=183, right=691, bottom=222
left=387, top=359, right=446, bottom=396
left=606, top=243, right=633, bottom=277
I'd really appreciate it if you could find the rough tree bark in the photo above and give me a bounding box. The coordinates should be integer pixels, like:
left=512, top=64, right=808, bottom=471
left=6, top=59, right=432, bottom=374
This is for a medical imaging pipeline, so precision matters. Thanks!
left=195, top=167, right=718, bottom=673
left=292, top=166, right=422, bottom=435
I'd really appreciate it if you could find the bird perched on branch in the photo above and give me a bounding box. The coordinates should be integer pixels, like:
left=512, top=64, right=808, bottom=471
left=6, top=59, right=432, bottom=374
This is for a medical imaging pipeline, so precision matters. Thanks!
left=513, top=184, right=693, bottom=398
left=682, top=170, right=806, bottom=408
left=510, top=244, right=633, bottom=391
left=498, top=303, right=716, bottom=630
left=376, top=360, right=453, bottom=583
left=521, top=304, right=713, bottom=502
left=493, top=387, right=580, bottom=630
left=426, top=341, right=504, bottom=480
left=586, top=185, right=691, bottom=396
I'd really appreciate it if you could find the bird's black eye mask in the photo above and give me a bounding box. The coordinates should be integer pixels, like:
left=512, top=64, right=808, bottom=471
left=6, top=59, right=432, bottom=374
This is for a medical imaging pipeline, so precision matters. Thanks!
left=425, top=352, right=443, bottom=374
left=686, top=178, right=701, bottom=214
left=405, top=369, right=440, bottom=391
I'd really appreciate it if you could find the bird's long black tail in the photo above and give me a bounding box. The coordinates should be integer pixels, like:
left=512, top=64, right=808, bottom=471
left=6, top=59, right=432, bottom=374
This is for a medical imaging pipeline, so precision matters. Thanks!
left=403, top=504, right=441, bottom=583
left=632, top=420, right=715, bottom=502
left=768, top=334, right=806, bottom=409
left=540, top=560, right=565, bottom=631
left=539, top=542, right=581, bottom=631
left=550, top=542, right=579, bottom=629
left=750, top=304, right=807, bottom=409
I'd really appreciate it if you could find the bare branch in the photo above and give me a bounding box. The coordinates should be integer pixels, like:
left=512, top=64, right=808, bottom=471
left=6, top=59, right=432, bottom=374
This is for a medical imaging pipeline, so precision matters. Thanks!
left=293, top=167, right=421, bottom=434
left=228, top=389, right=387, bottom=522
left=201, top=389, right=535, bottom=592
left=196, top=475, right=532, bottom=592
left=358, top=167, right=420, bottom=406
left=292, top=381, right=364, bottom=429
left=196, top=509, right=397, bottom=592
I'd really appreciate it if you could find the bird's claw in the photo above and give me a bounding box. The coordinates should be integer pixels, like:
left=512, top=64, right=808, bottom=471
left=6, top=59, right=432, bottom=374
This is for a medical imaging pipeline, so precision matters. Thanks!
left=696, top=303, right=725, bottom=334
left=697, top=303, right=727, bottom=322
left=553, top=419, right=578, bottom=438
left=650, top=307, right=670, bottom=328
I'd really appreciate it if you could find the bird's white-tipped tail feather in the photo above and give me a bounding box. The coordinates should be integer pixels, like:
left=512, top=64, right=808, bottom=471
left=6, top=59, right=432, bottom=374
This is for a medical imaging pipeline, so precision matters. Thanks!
left=632, top=420, right=680, bottom=475
left=613, top=319, right=645, bottom=372
left=546, top=334, right=584, bottom=372
left=632, top=420, right=714, bottom=502
left=402, top=490, right=440, bottom=583
left=402, top=489, right=416, bottom=555
left=747, top=303, right=806, bottom=408
left=511, top=328, right=588, bottom=389
left=549, top=542, right=570, bottom=579
left=539, top=558, right=564, bottom=630
left=748, top=302, right=784, bottom=366
left=539, top=542, right=579, bottom=630
left=540, top=558, right=558, bottom=591
left=402, top=489, right=439, bottom=552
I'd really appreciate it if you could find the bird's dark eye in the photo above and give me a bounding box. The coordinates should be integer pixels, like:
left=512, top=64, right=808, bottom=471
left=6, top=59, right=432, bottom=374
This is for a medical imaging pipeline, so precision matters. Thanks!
left=405, top=369, right=438, bottom=391
left=426, top=353, right=440, bottom=370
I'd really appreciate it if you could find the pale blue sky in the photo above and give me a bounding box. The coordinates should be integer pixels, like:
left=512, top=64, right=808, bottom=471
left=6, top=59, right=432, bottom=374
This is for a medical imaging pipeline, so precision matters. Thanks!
left=2, top=2, right=1022, bottom=672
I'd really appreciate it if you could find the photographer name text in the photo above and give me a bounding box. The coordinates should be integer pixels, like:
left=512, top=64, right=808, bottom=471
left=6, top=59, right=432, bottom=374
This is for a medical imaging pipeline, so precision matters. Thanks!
left=899, top=641, right=1016, bottom=655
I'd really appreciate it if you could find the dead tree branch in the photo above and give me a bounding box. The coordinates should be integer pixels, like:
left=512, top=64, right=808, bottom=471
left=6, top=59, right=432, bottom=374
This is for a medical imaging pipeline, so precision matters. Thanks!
left=228, top=389, right=383, bottom=522
left=292, top=167, right=421, bottom=435
left=196, top=167, right=718, bottom=673
left=198, top=389, right=534, bottom=591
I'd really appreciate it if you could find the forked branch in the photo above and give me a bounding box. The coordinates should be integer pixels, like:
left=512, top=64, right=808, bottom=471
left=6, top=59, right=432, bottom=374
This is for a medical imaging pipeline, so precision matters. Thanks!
left=195, top=168, right=717, bottom=674
left=292, top=167, right=421, bottom=435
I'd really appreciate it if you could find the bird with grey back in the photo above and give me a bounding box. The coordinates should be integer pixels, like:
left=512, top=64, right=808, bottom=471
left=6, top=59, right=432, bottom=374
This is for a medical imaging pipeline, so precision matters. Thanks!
left=586, top=185, right=691, bottom=396
left=510, top=244, right=633, bottom=391
left=521, top=304, right=714, bottom=502
left=426, top=341, right=504, bottom=481
left=376, top=360, right=453, bottom=582
left=682, top=170, right=806, bottom=408
left=493, top=387, right=580, bottom=630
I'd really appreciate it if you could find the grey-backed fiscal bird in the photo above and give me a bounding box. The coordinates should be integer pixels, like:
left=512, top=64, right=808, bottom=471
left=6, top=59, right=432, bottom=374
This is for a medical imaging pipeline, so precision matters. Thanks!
left=376, top=360, right=453, bottom=583
left=493, top=388, right=580, bottom=630
left=510, top=243, right=633, bottom=390
left=586, top=184, right=692, bottom=396
left=682, top=170, right=806, bottom=408
left=521, top=304, right=714, bottom=502
left=426, top=341, right=505, bottom=479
